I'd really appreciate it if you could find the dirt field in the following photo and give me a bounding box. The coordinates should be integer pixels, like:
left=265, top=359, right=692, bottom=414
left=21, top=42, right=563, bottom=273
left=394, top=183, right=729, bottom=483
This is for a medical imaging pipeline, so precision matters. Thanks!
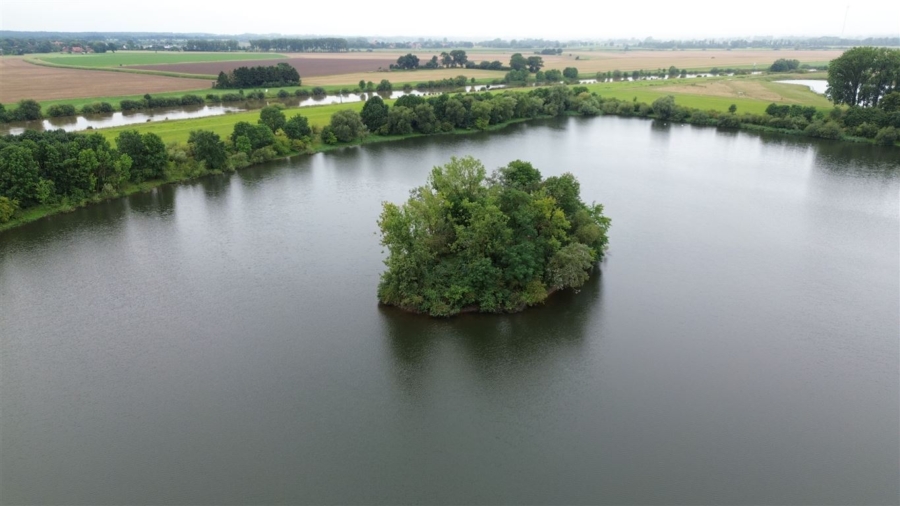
left=366, top=48, right=842, bottom=74
left=0, top=57, right=207, bottom=103
left=303, top=68, right=507, bottom=86
left=132, top=56, right=397, bottom=78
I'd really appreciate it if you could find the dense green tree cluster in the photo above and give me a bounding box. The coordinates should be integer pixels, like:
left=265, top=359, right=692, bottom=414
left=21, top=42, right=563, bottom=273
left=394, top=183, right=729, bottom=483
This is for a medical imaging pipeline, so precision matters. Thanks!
left=0, top=104, right=319, bottom=224
left=215, top=63, right=301, bottom=89
left=769, top=58, right=801, bottom=72
left=377, top=156, right=610, bottom=316
left=395, top=53, right=420, bottom=69
left=0, top=100, right=43, bottom=122
left=0, top=130, right=140, bottom=220
left=827, top=47, right=900, bottom=107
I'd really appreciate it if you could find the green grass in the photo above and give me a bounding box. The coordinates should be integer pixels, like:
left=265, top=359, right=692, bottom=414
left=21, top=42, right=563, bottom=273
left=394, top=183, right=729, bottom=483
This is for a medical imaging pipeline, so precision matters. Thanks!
left=36, top=78, right=500, bottom=113
left=97, top=101, right=369, bottom=144
left=33, top=51, right=287, bottom=68
left=37, top=85, right=329, bottom=112
left=90, top=74, right=833, bottom=144
left=574, top=76, right=832, bottom=114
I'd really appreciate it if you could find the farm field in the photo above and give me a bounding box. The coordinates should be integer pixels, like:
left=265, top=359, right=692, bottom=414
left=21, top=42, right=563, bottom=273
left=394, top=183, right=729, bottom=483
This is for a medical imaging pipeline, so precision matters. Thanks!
left=304, top=68, right=507, bottom=86
left=528, top=49, right=843, bottom=73
left=365, top=48, right=843, bottom=73
left=33, top=51, right=287, bottom=67
left=91, top=73, right=830, bottom=145
left=0, top=57, right=209, bottom=103
left=131, top=55, right=397, bottom=78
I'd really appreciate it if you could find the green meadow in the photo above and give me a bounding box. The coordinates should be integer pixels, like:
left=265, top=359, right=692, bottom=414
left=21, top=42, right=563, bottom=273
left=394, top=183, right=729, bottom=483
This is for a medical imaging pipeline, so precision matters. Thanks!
left=87, top=74, right=832, bottom=145
left=98, top=101, right=368, bottom=144
left=575, top=75, right=832, bottom=115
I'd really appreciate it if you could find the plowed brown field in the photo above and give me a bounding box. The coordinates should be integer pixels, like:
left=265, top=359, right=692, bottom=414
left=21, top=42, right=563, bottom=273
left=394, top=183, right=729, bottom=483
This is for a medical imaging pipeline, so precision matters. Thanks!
left=132, top=56, right=397, bottom=77
left=0, top=57, right=206, bottom=103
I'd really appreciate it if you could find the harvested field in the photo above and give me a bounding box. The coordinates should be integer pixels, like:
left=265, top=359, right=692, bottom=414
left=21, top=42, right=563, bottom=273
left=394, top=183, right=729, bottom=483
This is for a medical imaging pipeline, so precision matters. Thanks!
left=653, top=78, right=834, bottom=108
left=364, top=48, right=841, bottom=74
left=304, top=68, right=506, bottom=86
left=656, top=80, right=787, bottom=101
left=0, top=57, right=207, bottom=103
left=538, top=49, right=844, bottom=74
left=132, top=56, right=397, bottom=78
left=35, top=51, right=286, bottom=68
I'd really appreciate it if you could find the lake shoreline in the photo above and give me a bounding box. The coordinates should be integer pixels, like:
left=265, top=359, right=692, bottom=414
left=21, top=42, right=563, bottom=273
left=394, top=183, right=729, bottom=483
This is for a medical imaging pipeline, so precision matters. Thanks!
left=1, top=111, right=893, bottom=234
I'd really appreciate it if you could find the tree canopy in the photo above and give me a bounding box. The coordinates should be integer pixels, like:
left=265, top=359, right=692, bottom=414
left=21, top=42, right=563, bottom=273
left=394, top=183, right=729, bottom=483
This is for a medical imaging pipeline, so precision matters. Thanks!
left=827, top=47, right=900, bottom=107
left=769, top=58, right=800, bottom=72
left=377, top=156, right=610, bottom=316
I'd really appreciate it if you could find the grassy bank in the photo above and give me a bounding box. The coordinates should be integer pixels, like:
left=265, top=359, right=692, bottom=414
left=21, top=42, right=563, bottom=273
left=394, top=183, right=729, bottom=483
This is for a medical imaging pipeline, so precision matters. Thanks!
left=32, top=79, right=500, bottom=113
left=77, top=75, right=830, bottom=145
left=0, top=113, right=538, bottom=233
left=574, top=75, right=833, bottom=115
left=2, top=105, right=893, bottom=234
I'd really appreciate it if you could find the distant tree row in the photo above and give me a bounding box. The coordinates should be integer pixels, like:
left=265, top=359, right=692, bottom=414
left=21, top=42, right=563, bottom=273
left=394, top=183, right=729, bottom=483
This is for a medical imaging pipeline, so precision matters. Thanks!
left=633, top=36, right=899, bottom=50
left=480, top=38, right=563, bottom=49
left=0, top=38, right=119, bottom=55
left=248, top=38, right=351, bottom=52
left=215, top=63, right=301, bottom=89
left=184, top=39, right=239, bottom=51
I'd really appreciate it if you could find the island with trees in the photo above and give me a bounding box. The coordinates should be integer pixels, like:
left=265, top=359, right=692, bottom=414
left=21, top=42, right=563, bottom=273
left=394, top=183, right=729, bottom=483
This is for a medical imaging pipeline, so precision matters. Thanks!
left=377, top=156, right=611, bottom=316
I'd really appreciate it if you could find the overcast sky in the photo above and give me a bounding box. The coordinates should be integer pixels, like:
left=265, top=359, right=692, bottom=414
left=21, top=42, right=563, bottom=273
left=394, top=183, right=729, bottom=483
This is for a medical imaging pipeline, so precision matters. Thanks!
left=2, top=0, right=898, bottom=40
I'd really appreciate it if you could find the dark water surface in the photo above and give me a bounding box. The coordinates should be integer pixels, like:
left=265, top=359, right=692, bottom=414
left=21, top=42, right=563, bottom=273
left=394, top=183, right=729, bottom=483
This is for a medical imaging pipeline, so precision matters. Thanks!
left=1, top=117, right=898, bottom=505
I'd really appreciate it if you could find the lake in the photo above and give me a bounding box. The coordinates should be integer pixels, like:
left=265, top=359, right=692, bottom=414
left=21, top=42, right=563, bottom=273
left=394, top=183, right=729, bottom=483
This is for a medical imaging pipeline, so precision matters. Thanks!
left=775, top=79, right=828, bottom=94
left=1, top=116, right=897, bottom=504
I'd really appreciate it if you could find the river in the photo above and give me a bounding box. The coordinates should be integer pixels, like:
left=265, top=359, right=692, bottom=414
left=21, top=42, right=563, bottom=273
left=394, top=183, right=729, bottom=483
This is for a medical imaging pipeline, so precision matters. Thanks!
left=1, top=117, right=897, bottom=504
left=0, top=89, right=498, bottom=136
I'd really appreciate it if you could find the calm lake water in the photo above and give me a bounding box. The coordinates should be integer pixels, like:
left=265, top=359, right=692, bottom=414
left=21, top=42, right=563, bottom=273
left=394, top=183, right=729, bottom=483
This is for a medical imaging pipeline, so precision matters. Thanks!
left=775, top=79, right=828, bottom=94
left=1, top=117, right=897, bottom=505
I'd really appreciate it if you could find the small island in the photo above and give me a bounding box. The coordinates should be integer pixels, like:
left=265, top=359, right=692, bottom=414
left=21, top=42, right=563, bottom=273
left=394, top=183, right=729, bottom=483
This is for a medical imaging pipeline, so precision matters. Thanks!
left=377, top=156, right=611, bottom=316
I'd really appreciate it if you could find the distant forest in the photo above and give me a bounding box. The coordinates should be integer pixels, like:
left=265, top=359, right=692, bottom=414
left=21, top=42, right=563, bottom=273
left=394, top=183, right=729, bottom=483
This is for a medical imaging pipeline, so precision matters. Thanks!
left=0, top=31, right=897, bottom=56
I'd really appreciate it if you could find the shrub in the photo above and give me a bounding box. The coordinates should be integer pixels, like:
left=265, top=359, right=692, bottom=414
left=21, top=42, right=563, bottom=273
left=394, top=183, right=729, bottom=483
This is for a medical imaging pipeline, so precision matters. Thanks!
left=874, top=126, right=898, bottom=146
left=11, top=99, right=42, bottom=121
left=0, top=196, right=18, bottom=223
left=283, top=114, right=312, bottom=140
left=46, top=104, right=77, bottom=117
left=717, top=115, right=741, bottom=129
left=804, top=121, right=843, bottom=140
left=179, top=94, right=204, bottom=106
left=120, top=99, right=144, bottom=111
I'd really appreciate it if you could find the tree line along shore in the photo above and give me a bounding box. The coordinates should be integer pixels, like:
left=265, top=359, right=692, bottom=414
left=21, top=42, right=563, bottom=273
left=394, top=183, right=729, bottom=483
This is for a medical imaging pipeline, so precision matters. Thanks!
left=1, top=48, right=896, bottom=232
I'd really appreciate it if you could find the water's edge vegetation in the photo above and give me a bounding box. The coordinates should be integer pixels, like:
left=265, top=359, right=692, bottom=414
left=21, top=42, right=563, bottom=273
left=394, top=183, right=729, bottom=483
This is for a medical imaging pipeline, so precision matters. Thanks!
left=1, top=84, right=897, bottom=233
left=377, top=156, right=610, bottom=316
